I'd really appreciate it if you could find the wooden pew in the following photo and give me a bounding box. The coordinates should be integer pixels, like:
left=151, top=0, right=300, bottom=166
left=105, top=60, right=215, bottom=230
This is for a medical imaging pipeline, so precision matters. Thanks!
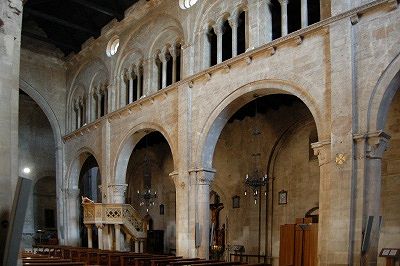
left=23, top=259, right=72, bottom=263
left=23, top=262, right=85, bottom=266
left=168, top=259, right=219, bottom=266
left=121, top=253, right=171, bottom=266
left=135, top=255, right=184, bottom=266
left=191, top=262, right=245, bottom=266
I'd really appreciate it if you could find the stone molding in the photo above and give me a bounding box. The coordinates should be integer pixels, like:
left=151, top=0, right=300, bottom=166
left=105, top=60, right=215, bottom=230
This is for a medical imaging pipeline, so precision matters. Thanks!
left=189, top=168, right=216, bottom=185
left=311, top=140, right=331, bottom=166
left=65, top=188, right=80, bottom=198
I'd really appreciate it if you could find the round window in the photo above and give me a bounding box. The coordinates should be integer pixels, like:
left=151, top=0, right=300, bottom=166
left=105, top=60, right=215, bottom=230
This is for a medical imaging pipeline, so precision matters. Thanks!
left=179, top=0, right=198, bottom=9
left=106, top=36, right=120, bottom=57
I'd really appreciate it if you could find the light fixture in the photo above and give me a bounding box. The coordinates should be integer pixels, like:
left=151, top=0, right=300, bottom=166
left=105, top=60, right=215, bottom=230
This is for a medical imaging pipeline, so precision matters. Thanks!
left=243, top=98, right=268, bottom=204
left=23, top=167, right=31, bottom=174
left=137, top=135, right=157, bottom=212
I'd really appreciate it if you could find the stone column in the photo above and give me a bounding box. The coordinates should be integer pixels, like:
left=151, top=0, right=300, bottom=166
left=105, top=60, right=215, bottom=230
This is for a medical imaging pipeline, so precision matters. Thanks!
left=229, top=16, right=238, bottom=57
left=115, top=224, right=121, bottom=251
left=213, top=22, right=223, bottom=64
left=193, top=169, right=215, bottom=259
left=128, top=66, right=134, bottom=104
left=136, top=64, right=143, bottom=99
left=65, top=188, right=80, bottom=246
left=0, top=1, right=23, bottom=259
left=108, top=184, right=128, bottom=204
left=169, top=45, right=177, bottom=84
left=159, top=48, right=168, bottom=89
left=120, top=72, right=127, bottom=107
left=86, top=225, right=93, bottom=248
left=139, top=239, right=144, bottom=253
left=97, top=224, right=104, bottom=249
left=279, top=0, right=289, bottom=36
left=96, top=90, right=102, bottom=118
left=354, top=131, right=390, bottom=265
left=311, top=140, right=332, bottom=265
left=301, top=0, right=308, bottom=28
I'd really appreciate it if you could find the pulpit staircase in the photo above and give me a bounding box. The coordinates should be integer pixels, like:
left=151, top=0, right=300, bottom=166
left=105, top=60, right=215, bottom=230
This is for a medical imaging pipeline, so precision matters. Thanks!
left=82, top=203, right=147, bottom=251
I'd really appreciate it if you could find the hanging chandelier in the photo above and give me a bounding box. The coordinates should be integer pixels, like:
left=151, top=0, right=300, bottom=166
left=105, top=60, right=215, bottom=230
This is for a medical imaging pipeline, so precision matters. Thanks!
left=137, top=135, right=157, bottom=213
left=244, top=98, right=268, bottom=204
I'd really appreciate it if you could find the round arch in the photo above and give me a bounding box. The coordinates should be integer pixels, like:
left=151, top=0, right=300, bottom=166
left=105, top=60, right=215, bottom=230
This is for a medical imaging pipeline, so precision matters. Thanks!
left=368, top=52, right=400, bottom=131
left=113, top=122, right=177, bottom=186
left=66, top=147, right=101, bottom=189
left=195, top=79, right=324, bottom=171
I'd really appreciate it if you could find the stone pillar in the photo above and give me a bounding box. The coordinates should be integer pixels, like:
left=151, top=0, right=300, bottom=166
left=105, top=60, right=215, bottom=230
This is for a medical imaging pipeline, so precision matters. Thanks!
left=97, top=224, right=104, bottom=249
left=139, top=239, right=144, bottom=253
left=229, top=17, right=238, bottom=57
left=128, top=67, right=134, bottom=104
left=87, top=91, right=93, bottom=123
left=213, top=22, right=223, bottom=64
left=96, top=90, right=102, bottom=118
left=108, top=184, right=128, bottom=204
left=76, top=99, right=81, bottom=128
left=120, top=72, right=127, bottom=107
left=193, top=169, right=215, bottom=259
left=0, top=1, right=23, bottom=258
left=65, top=188, right=80, bottom=246
left=279, top=0, right=289, bottom=36
left=311, top=140, right=332, bottom=265
left=169, top=45, right=177, bottom=84
left=86, top=225, right=93, bottom=248
left=354, top=131, right=390, bottom=265
left=115, top=224, right=121, bottom=251
left=301, top=0, right=308, bottom=28
left=136, top=64, right=143, bottom=99
left=159, top=48, right=168, bottom=89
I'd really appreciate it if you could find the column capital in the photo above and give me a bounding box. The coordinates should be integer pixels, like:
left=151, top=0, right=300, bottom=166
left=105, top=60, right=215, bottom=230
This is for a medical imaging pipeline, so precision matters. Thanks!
left=311, top=140, right=331, bottom=166
left=189, top=168, right=216, bottom=185
left=108, top=183, right=128, bottom=197
left=85, top=224, right=93, bottom=229
left=95, top=223, right=104, bottom=229
left=353, top=131, right=391, bottom=159
left=212, top=21, right=224, bottom=35
left=279, top=0, right=289, bottom=5
left=169, top=45, right=177, bottom=58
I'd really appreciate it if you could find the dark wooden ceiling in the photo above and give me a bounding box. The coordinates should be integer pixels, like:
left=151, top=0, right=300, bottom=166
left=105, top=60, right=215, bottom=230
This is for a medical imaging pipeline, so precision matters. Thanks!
left=22, top=0, right=140, bottom=55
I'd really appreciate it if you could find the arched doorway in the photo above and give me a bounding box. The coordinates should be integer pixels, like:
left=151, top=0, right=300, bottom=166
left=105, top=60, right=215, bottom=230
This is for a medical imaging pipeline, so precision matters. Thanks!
left=203, top=93, right=320, bottom=264
left=125, top=131, right=176, bottom=254
left=78, top=154, right=101, bottom=247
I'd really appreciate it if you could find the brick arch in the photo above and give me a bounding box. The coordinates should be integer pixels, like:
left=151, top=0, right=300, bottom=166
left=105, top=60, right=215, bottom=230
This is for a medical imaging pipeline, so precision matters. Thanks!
left=195, top=79, right=323, bottom=172
left=113, top=122, right=177, bottom=187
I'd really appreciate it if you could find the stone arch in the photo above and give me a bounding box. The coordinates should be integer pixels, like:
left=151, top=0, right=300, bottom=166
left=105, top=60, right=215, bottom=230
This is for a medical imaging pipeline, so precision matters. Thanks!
left=113, top=122, right=177, bottom=186
left=368, top=51, right=400, bottom=132
left=19, top=78, right=65, bottom=243
left=66, top=147, right=101, bottom=189
left=147, top=26, right=184, bottom=59
left=195, top=79, right=323, bottom=171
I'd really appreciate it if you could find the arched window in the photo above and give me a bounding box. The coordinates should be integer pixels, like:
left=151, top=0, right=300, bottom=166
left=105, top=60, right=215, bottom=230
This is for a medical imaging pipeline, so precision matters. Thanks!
left=237, top=11, right=246, bottom=55
left=222, top=20, right=232, bottom=61
left=100, top=91, right=105, bottom=117
left=269, top=0, right=282, bottom=40
left=208, top=27, right=218, bottom=67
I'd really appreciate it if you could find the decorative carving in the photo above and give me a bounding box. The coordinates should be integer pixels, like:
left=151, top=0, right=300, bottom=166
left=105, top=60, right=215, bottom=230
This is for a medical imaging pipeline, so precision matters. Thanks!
left=335, top=153, right=347, bottom=165
left=350, top=14, right=360, bottom=25
left=294, top=36, right=303, bottom=45
left=267, top=46, right=276, bottom=56
left=245, top=56, right=252, bottom=65
left=366, top=131, right=390, bottom=159
left=311, top=140, right=331, bottom=166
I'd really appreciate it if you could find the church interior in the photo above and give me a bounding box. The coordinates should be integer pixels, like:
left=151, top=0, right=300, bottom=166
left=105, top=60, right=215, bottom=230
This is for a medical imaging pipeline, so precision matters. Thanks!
left=0, top=0, right=399, bottom=265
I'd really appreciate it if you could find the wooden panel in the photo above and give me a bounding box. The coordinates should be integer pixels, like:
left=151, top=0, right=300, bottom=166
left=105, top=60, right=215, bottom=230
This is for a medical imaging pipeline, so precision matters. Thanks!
left=294, top=225, right=303, bottom=266
left=279, top=224, right=295, bottom=266
left=303, top=224, right=318, bottom=266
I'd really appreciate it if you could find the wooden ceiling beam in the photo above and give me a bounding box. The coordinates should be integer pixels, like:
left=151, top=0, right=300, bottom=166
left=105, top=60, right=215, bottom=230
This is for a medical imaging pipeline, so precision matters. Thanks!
left=24, top=8, right=98, bottom=36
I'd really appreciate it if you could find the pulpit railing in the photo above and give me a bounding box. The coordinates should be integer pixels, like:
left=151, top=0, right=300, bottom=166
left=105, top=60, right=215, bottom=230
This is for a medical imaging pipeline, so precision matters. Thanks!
left=82, top=203, right=147, bottom=239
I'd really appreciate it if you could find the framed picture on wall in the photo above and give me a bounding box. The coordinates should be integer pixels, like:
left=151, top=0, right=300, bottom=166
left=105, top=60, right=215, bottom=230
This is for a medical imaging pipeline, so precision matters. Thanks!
left=278, top=190, right=288, bottom=205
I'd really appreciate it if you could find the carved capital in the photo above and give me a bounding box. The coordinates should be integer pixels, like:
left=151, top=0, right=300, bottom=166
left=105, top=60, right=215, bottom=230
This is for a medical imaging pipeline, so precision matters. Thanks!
left=366, top=131, right=391, bottom=159
left=95, top=223, right=104, bottom=229
left=66, top=188, right=80, bottom=198
left=108, top=183, right=128, bottom=197
left=189, top=168, right=216, bottom=185
left=311, top=140, right=331, bottom=166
